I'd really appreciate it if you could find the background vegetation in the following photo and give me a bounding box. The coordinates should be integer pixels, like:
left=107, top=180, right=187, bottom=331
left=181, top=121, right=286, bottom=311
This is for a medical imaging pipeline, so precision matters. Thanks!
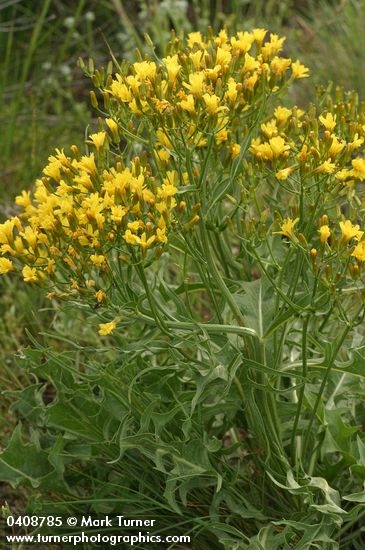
left=1, top=0, right=365, bottom=546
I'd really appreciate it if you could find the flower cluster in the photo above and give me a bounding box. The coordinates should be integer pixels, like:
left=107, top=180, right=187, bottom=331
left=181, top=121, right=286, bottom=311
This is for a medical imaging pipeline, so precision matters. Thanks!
left=98, top=28, right=308, bottom=167
left=250, top=89, right=365, bottom=186
left=240, top=83, right=365, bottom=288
left=0, top=142, right=177, bottom=298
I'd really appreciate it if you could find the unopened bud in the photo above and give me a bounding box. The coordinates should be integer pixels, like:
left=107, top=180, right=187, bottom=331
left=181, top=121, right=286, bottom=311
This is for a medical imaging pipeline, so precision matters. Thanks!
left=71, top=144, right=79, bottom=158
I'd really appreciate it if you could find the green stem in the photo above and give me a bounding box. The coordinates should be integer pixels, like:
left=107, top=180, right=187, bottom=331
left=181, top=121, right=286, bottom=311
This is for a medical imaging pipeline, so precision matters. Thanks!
left=137, top=312, right=258, bottom=339
left=302, top=321, right=352, bottom=459
left=290, top=314, right=310, bottom=467
left=199, top=219, right=245, bottom=325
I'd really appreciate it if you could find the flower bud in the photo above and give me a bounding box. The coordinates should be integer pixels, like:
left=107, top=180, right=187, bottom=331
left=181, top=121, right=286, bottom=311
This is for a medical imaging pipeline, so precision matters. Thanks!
left=90, top=91, right=98, bottom=108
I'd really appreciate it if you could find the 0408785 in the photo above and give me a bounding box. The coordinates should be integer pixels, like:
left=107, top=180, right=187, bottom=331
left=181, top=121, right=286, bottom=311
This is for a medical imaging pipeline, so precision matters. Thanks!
left=6, top=516, right=62, bottom=528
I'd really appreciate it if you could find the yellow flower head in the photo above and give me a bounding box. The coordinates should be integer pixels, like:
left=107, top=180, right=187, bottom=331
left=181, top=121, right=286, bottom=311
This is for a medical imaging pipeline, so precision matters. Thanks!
left=328, top=135, right=345, bottom=158
left=252, top=28, right=267, bottom=45
left=274, top=106, right=292, bottom=124
left=319, top=225, right=331, bottom=244
left=105, top=118, right=119, bottom=136
left=269, top=136, right=290, bottom=158
left=88, top=131, right=106, bottom=151
left=319, top=112, right=336, bottom=132
left=339, top=220, right=364, bottom=242
left=261, top=119, right=277, bottom=138
left=98, top=319, right=118, bottom=336
left=187, top=31, right=204, bottom=49
left=276, top=166, right=294, bottom=180
left=275, top=217, right=299, bottom=238
left=291, top=60, right=309, bottom=79
left=183, top=72, right=205, bottom=96
left=216, top=46, right=232, bottom=67
left=133, top=60, right=156, bottom=81
left=109, top=75, right=132, bottom=102
left=203, top=93, right=226, bottom=115
left=351, top=158, right=365, bottom=180
left=22, top=265, right=38, bottom=283
left=0, top=257, right=14, bottom=274
left=231, top=31, right=254, bottom=54
left=180, top=94, right=195, bottom=114
left=163, top=54, right=181, bottom=83
left=90, top=254, right=106, bottom=267
left=352, top=241, right=365, bottom=262
left=230, top=143, right=241, bottom=159
left=313, top=161, right=336, bottom=174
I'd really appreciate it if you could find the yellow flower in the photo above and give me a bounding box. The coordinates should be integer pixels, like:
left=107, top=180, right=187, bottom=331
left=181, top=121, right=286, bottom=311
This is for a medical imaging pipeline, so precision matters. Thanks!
left=138, top=232, right=156, bottom=251
left=105, top=118, right=119, bottom=136
left=76, top=153, right=97, bottom=174
left=319, top=225, right=331, bottom=244
left=156, top=227, right=168, bottom=244
left=230, top=143, right=241, bottom=159
left=90, top=254, right=106, bottom=267
left=203, top=93, right=226, bottom=115
left=0, top=257, right=14, bottom=274
left=230, top=31, right=254, bottom=54
left=163, top=54, right=181, bottom=83
left=275, top=217, right=299, bottom=238
left=351, top=158, right=365, bottom=180
left=180, top=94, right=195, bottom=114
left=339, top=220, right=364, bottom=242
left=242, top=53, right=260, bottom=73
left=123, top=229, right=140, bottom=245
left=189, top=50, right=204, bottom=70
left=252, top=28, right=267, bottom=45
left=313, top=161, right=336, bottom=174
left=328, top=135, right=345, bottom=158
left=187, top=31, right=204, bottom=48
left=243, top=73, right=258, bottom=91
left=98, top=319, right=117, bottom=336
left=276, top=166, right=294, bottom=180
left=274, top=106, right=291, bottom=125
left=155, top=148, right=170, bottom=163
left=133, top=60, right=156, bottom=80
left=88, top=131, right=106, bottom=151
left=126, top=75, right=141, bottom=96
left=0, top=219, right=17, bottom=245
left=270, top=56, right=291, bottom=75
left=22, top=265, right=38, bottom=283
left=319, top=113, right=336, bottom=132
left=348, top=133, right=364, bottom=152
left=216, top=46, right=232, bottom=67
left=95, top=289, right=106, bottom=303
left=43, top=158, right=62, bottom=181
left=225, top=77, right=238, bottom=103
left=109, top=76, right=132, bottom=102
left=261, top=34, right=286, bottom=60
left=269, top=136, right=290, bottom=158
left=352, top=241, right=365, bottom=262
left=335, top=168, right=353, bottom=182
left=291, top=60, right=309, bottom=79
left=183, top=72, right=205, bottom=96
left=261, top=119, right=277, bottom=138
left=15, top=190, right=32, bottom=209
left=250, top=139, right=273, bottom=161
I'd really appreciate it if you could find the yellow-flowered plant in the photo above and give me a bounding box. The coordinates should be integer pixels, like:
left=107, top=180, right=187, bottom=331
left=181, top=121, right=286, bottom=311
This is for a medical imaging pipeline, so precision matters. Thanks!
left=2, top=28, right=365, bottom=546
